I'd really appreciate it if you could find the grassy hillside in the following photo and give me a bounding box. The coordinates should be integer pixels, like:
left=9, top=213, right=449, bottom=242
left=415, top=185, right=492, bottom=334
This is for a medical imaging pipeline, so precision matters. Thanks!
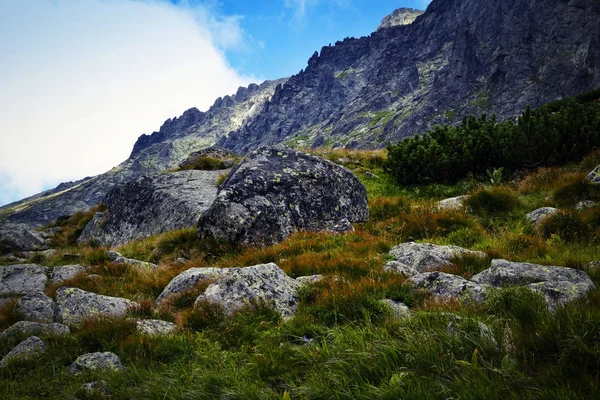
left=1, top=146, right=599, bottom=399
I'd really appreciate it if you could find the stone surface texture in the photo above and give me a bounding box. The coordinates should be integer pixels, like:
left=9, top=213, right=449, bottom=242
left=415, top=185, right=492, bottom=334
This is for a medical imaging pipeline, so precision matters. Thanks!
left=389, top=242, right=486, bottom=273
left=156, top=267, right=230, bottom=304
left=0, top=336, right=46, bottom=367
left=50, top=265, right=86, bottom=284
left=69, top=352, right=124, bottom=374
left=0, top=321, right=70, bottom=340
left=526, top=207, right=559, bottom=226
left=15, top=292, right=55, bottom=323
left=0, top=264, right=48, bottom=296
left=55, top=287, right=138, bottom=326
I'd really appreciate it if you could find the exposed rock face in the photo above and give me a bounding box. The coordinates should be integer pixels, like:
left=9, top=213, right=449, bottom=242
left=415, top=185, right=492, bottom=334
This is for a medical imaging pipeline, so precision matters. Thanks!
left=409, top=271, right=489, bottom=304
left=51, top=265, right=86, bottom=284
left=78, top=170, right=222, bottom=246
left=389, top=242, right=486, bottom=273
left=70, top=352, right=123, bottom=374
left=15, top=292, right=55, bottom=323
left=587, top=165, right=600, bottom=184
left=55, top=287, right=138, bottom=326
left=135, top=319, right=177, bottom=336
left=472, top=259, right=596, bottom=309
left=156, top=267, right=230, bottom=304
left=526, top=207, right=559, bottom=226
left=197, top=147, right=369, bottom=246
left=195, top=263, right=301, bottom=318
left=0, top=264, right=48, bottom=296
left=1, top=321, right=70, bottom=340
left=178, top=147, right=238, bottom=170
left=0, top=225, right=48, bottom=255
left=0, top=336, right=46, bottom=367
left=378, top=8, right=424, bottom=30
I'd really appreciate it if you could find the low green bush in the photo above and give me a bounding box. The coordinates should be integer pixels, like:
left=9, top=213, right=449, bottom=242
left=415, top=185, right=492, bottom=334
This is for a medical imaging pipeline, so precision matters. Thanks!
left=464, top=187, right=523, bottom=216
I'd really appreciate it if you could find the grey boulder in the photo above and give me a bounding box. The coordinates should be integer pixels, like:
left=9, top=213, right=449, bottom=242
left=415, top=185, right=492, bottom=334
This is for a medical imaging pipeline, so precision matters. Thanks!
left=389, top=242, right=486, bottom=273
left=0, top=225, right=48, bottom=255
left=587, top=165, right=600, bottom=184
left=436, top=195, right=467, bottom=211
left=382, top=260, right=419, bottom=277
left=55, top=287, right=138, bottom=326
left=526, top=207, right=559, bottom=226
left=156, top=267, right=230, bottom=304
left=196, top=263, right=301, bottom=318
left=380, top=299, right=411, bottom=319
left=70, top=352, right=123, bottom=374
left=0, top=264, right=48, bottom=296
left=197, top=146, right=369, bottom=246
left=51, top=264, right=86, bottom=284
left=0, top=336, right=47, bottom=367
left=78, top=170, right=222, bottom=246
left=575, top=200, right=597, bottom=210
left=409, top=272, right=489, bottom=304
left=1, top=321, right=70, bottom=340
left=15, top=292, right=55, bottom=323
left=135, top=319, right=177, bottom=336
left=109, top=251, right=157, bottom=270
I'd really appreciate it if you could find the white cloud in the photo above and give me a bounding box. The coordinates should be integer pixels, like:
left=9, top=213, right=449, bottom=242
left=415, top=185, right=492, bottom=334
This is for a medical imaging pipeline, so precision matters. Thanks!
left=0, top=0, right=255, bottom=206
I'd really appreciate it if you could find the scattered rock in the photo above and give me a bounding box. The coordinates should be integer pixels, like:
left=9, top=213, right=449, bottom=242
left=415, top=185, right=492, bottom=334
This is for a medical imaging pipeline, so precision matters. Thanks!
left=446, top=314, right=497, bottom=347
left=526, top=207, right=559, bottom=226
left=197, top=147, right=369, bottom=246
left=585, top=261, right=600, bottom=273
left=296, top=275, right=324, bottom=285
left=15, top=249, right=57, bottom=259
left=70, top=352, right=123, bottom=374
left=472, top=259, right=596, bottom=310
left=110, top=252, right=157, bottom=270
left=196, top=263, right=301, bottom=318
left=389, top=242, right=486, bottom=273
left=1, top=321, right=70, bottom=340
left=78, top=170, right=222, bottom=246
left=0, top=225, right=48, bottom=255
left=575, top=200, right=597, bottom=210
left=436, top=195, right=467, bottom=211
left=51, top=264, right=86, bottom=284
left=587, top=165, right=600, bottom=184
left=178, top=147, right=238, bottom=170
left=0, top=264, right=48, bottom=296
left=380, top=299, right=411, bottom=319
left=364, top=171, right=379, bottom=179
left=325, top=218, right=355, bottom=234
left=135, top=319, right=177, bottom=336
left=80, top=380, right=111, bottom=397
left=15, top=292, right=55, bottom=323
left=55, top=287, right=138, bottom=326
left=0, top=336, right=46, bottom=367
left=409, top=272, right=489, bottom=304
left=156, top=267, right=230, bottom=304
left=382, top=260, right=419, bottom=277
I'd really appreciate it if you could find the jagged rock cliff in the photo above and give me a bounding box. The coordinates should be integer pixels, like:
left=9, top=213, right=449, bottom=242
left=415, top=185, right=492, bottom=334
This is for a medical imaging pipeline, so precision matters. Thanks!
left=377, top=8, right=424, bottom=31
left=2, top=0, right=599, bottom=228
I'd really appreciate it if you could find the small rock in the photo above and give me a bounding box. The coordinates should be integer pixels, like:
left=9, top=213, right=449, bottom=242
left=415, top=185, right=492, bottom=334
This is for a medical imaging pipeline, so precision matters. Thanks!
left=135, top=319, right=177, bottom=336
left=325, top=218, right=355, bottom=234
left=15, top=292, right=55, bottom=323
left=526, top=207, right=559, bottom=226
left=296, top=275, right=324, bottom=285
left=1, top=321, right=70, bottom=340
left=0, top=336, right=46, bottom=367
left=380, top=299, right=411, bottom=319
left=389, top=242, right=486, bottom=273
left=55, top=287, right=138, bottom=326
left=70, top=352, right=123, bottom=374
left=364, top=171, right=379, bottom=179
left=446, top=314, right=497, bottom=347
left=436, top=195, right=467, bottom=211
left=409, top=271, right=489, bottom=304
left=80, top=380, right=111, bottom=397
left=586, top=165, right=600, bottom=184
left=0, top=264, right=48, bottom=296
left=196, top=263, right=301, bottom=318
left=156, top=267, right=230, bottom=304
left=575, top=200, right=597, bottom=210
left=382, top=260, right=419, bottom=277
left=584, top=261, right=600, bottom=273
left=51, top=264, right=86, bottom=284
left=112, top=255, right=157, bottom=270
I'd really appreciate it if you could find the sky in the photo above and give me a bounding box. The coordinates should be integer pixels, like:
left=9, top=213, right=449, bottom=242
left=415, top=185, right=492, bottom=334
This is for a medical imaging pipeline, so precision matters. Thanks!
left=0, top=0, right=431, bottom=207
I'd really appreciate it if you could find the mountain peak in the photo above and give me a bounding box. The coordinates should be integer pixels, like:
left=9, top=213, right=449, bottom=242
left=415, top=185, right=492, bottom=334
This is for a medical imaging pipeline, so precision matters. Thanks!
left=377, top=7, right=424, bottom=31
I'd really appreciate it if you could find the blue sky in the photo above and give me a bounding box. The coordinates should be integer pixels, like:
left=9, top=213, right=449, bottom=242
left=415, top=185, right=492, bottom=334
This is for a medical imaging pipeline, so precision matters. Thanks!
left=0, top=0, right=430, bottom=207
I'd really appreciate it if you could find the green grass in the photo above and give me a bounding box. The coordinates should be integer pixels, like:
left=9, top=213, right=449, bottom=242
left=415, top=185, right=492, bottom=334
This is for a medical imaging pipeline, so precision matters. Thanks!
left=2, top=149, right=600, bottom=399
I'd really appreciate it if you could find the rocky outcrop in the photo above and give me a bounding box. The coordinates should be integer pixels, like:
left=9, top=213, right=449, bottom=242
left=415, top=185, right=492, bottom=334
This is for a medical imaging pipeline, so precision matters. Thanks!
left=587, top=165, right=600, bottom=184
left=389, top=242, right=486, bottom=273
left=0, top=264, right=48, bottom=296
left=0, top=336, right=46, bottom=367
left=78, top=170, right=222, bottom=246
left=0, top=225, right=48, bottom=255
left=156, top=267, right=230, bottom=304
left=409, top=272, right=489, bottom=304
left=1, top=321, right=70, bottom=340
left=526, top=207, right=559, bottom=226
left=195, top=263, right=301, bottom=318
left=377, top=8, right=424, bottom=30
left=178, top=147, right=238, bottom=170
left=69, top=352, right=123, bottom=374
left=55, top=287, right=138, bottom=326
left=197, top=147, right=369, bottom=246
left=15, top=292, right=55, bottom=323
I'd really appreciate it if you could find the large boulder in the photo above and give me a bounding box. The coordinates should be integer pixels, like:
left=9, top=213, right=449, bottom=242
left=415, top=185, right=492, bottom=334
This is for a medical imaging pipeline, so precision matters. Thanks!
left=0, top=336, right=46, bottom=367
left=197, top=147, right=369, bottom=246
left=409, top=272, right=489, bottom=304
left=389, top=242, right=487, bottom=273
left=0, top=225, right=48, bottom=255
left=472, top=259, right=596, bottom=309
left=77, top=170, right=222, bottom=246
left=195, top=263, right=301, bottom=318
left=1, top=321, right=70, bottom=340
left=15, top=292, right=55, bottom=323
left=0, top=264, right=48, bottom=296
left=156, top=267, right=230, bottom=304
left=55, top=287, right=138, bottom=326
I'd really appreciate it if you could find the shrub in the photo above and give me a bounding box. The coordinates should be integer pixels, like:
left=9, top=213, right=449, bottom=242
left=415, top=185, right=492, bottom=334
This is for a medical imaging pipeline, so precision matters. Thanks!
left=180, top=156, right=228, bottom=171
left=446, top=227, right=484, bottom=248
left=464, top=187, right=523, bottom=216
left=553, top=175, right=600, bottom=206
left=48, top=204, right=107, bottom=248
left=368, top=196, right=411, bottom=221
left=539, top=210, right=588, bottom=242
